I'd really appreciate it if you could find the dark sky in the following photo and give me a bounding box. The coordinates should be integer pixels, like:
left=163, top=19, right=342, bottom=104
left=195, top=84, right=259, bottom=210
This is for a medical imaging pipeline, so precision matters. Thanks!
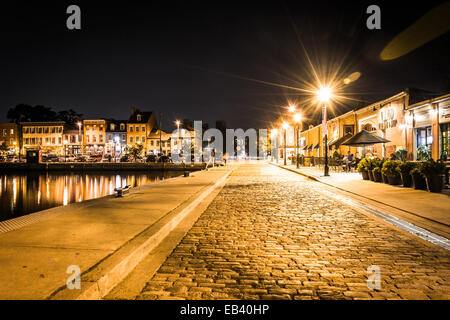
left=0, top=0, right=449, bottom=129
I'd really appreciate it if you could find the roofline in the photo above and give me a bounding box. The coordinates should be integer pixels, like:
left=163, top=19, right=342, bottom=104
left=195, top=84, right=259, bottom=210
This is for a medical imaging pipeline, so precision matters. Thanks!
left=406, top=93, right=450, bottom=110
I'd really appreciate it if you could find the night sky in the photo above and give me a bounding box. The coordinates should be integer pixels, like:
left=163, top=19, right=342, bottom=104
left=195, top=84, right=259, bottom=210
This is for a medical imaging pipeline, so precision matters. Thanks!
left=0, top=1, right=449, bottom=129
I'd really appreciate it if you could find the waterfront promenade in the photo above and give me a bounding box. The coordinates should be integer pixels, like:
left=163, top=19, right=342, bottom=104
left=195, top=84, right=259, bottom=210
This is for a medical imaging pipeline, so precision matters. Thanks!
left=0, top=162, right=449, bottom=300
left=0, top=167, right=232, bottom=299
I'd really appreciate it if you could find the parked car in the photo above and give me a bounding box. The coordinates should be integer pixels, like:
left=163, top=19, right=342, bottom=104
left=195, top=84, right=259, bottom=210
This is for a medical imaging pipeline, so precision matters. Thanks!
left=43, top=155, right=60, bottom=162
left=75, top=155, right=87, bottom=162
left=87, top=155, right=102, bottom=162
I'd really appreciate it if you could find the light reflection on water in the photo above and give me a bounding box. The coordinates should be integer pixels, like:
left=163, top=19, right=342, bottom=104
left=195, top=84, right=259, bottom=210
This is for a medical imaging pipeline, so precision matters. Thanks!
left=0, top=171, right=181, bottom=222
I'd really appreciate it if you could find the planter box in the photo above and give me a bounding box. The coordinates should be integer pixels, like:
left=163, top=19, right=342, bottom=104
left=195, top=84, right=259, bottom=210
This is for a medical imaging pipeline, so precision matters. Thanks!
left=425, top=174, right=445, bottom=193
left=381, top=173, right=389, bottom=184
left=387, top=175, right=401, bottom=185
left=411, top=173, right=427, bottom=190
left=372, top=170, right=382, bottom=182
left=360, top=171, right=369, bottom=180
left=400, top=172, right=412, bottom=188
left=368, top=170, right=374, bottom=181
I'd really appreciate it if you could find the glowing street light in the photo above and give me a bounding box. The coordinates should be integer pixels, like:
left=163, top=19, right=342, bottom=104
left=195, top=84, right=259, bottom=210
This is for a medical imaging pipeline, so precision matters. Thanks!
left=282, top=122, right=289, bottom=166
left=288, top=105, right=296, bottom=113
left=316, top=86, right=333, bottom=176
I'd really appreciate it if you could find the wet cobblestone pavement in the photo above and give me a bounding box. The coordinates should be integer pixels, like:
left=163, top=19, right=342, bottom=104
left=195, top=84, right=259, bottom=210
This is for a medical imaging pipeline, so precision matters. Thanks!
left=137, top=164, right=450, bottom=300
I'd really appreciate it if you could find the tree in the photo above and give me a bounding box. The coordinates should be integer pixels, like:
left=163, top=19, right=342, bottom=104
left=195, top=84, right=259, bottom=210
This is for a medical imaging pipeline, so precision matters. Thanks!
left=7, top=104, right=33, bottom=123
left=126, top=144, right=144, bottom=161
left=6, top=104, right=83, bottom=124
left=56, top=109, right=83, bottom=125
left=0, top=142, right=8, bottom=154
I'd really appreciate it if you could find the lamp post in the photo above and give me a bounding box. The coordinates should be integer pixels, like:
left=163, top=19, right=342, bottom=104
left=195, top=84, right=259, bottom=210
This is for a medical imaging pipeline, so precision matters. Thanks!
left=63, top=140, right=68, bottom=162
left=317, top=87, right=332, bottom=176
left=175, top=120, right=181, bottom=154
left=77, top=121, right=82, bottom=155
left=282, top=122, right=288, bottom=165
left=293, top=113, right=302, bottom=168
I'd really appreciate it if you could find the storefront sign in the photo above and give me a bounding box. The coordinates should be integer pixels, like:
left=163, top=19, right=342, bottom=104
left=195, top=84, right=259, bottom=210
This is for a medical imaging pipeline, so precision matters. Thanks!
left=439, top=103, right=450, bottom=124
left=379, top=107, right=397, bottom=130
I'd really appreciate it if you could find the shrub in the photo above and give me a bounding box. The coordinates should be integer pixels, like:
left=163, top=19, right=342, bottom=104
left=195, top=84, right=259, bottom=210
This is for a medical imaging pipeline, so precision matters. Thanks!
left=419, top=159, right=446, bottom=177
left=398, top=161, right=415, bottom=175
left=373, top=167, right=381, bottom=174
left=395, top=147, right=408, bottom=161
left=381, top=160, right=401, bottom=178
left=357, top=158, right=370, bottom=172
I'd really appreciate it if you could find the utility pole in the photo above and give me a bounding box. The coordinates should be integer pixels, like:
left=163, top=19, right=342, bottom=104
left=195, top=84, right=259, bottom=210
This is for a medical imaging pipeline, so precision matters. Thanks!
left=159, top=112, right=163, bottom=155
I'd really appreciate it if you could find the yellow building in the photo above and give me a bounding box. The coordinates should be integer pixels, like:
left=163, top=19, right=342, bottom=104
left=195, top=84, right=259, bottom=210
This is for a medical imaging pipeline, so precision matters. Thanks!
left=21, top=121, right=65, bottom=156
left=83, top=119, right=106, bottom=155
left=127, top=109, right=157, bottom=154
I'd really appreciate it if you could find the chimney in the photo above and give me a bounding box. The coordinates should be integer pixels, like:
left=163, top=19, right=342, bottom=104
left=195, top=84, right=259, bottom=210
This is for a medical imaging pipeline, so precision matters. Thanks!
left=131, top=107, right=137, bottom=116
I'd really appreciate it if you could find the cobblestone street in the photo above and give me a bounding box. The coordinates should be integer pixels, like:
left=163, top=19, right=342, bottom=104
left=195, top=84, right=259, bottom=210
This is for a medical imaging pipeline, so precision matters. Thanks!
left=137, top=163, right=450, bottom=300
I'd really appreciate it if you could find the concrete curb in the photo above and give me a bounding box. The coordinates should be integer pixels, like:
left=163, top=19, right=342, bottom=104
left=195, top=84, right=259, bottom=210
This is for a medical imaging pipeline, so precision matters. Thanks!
left=48, top=169, right=232, bottom=300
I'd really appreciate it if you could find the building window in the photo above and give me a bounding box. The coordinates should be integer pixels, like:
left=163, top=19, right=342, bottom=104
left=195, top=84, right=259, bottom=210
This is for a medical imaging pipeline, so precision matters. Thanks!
left=10, top=129, right=14, bottom=135
left=151, top=140, right=154, bottom=146
left=141, top=126, right=145, bottom=132
left=120, top=124, right=125, bottom=130
left=417, top=127, right=432, bottom=155
left=141, top=136, right=145, bottom=143
left=137, top=114, right=142, bottom=122
left=136, top=136, right=140, bottom=143
left=52, top=137, right=56, bottom=144
left=122, top=134, right=126, bottom=141
left=31, top=128, right=35, bottom=134
left=129, top=136, right=133, bottom=143
left=440, top=123, right=449, bottom=160
left=135, top=126, right=139, bottom=132
left=93, top=136, right=97, bottom=143
left=44, top=127, right=49, bottom=134
left=58, top=137, right=62, bottom=145
left=129, top=126, right=133, bottom=132
left=99, top=135, right=103, bottom=143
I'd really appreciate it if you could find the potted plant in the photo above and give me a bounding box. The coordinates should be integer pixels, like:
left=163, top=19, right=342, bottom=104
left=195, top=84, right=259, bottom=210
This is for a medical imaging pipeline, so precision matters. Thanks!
left=381, top=160, right=401, bottom=185
left=371, top=158, right=383, bottom=182
left=410, top=166, right=427, bottom=190
left=372, top=166, right=382, bottom=182
left=398, top=161, right=415, bottom=187
left=357, top=158, right=370, bottom=180
left=417, top=145, right=431, bottom=161
left=419, top=159, right=446, bottom=193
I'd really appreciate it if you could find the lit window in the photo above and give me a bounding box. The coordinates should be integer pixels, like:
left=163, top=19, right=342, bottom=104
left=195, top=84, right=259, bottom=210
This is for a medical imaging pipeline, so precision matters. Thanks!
left=136, top=136, right=140, bottom=143
left=10, top=129, right=14, bottom=135
left=142, top=126, right=145, bottom=132
left=129, top=136, right=133, bottom=143
left=137, top=114, right=142, bottom=122
left=141, top=136, right=145, bottom=143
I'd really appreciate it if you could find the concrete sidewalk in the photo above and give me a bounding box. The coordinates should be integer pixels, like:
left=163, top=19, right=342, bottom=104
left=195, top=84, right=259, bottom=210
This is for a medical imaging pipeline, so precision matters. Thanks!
left=277, top=164, right=450, bottom=238
left=0, top=167, right=232, bottom=300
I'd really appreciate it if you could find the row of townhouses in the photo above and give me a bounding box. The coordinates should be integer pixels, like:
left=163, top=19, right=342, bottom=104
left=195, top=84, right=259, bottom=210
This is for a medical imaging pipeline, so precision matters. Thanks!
left=0, top=108, right=195, bottom=157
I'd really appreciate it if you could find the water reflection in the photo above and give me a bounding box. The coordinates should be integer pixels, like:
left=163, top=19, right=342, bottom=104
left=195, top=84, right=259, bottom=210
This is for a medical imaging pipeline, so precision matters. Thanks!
left=0, top=171, right=181, bottom=222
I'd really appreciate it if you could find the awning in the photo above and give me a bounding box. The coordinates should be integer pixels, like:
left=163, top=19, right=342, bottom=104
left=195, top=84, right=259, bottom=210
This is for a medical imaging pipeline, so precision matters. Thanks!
left=342, top=130, right=390, bottom=147
left=328, top=133, right=353, bottom=148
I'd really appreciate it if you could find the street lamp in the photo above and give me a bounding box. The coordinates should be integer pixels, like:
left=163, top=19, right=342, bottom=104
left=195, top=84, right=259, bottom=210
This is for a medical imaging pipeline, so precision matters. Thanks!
left=293, top=113, right=302, bottom=168
left=317, top=86, right=333, bottom=176
left=282, top=122, right=289, bottom=165
left=77, top=121, right=82, bottom=155
left=63, top=140, right=68, bottom=162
